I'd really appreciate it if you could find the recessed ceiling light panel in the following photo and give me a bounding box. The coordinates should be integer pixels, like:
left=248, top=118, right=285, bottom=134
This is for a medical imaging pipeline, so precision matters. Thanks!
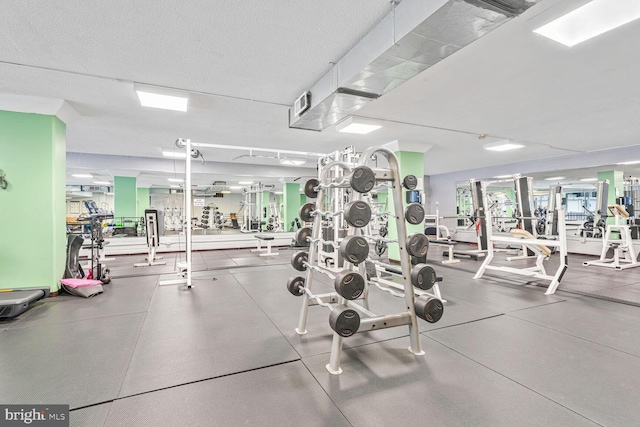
left=534, top=0, right=640, bottom=47
left=279, top=158, right=307, bottom=166
left=168, top=178, right=184, bottom=182
left=136, top=90, right=188, bottom=112
left=579, top=178, right=598, bottom=182
left=336, top=117, right=382, bottom=135
left=545, top=176, right=566, bottom=181
left=617, top=160, right=640, bottom=165
left=483, top=140, right=525, bottom=152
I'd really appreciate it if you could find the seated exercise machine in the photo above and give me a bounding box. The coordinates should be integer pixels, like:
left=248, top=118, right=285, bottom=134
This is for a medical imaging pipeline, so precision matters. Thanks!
left=583, top=204, right=640, bottom=270
left=134, top=209, right=166, bottom=268
left=474, top=193, right=568, bottom=295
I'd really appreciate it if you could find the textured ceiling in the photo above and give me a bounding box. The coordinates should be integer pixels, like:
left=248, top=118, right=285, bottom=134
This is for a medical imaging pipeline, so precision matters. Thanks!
left=2, top=0, right=640, bottom=189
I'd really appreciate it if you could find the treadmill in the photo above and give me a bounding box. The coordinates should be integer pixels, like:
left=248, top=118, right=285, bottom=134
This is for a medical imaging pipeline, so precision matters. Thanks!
left=0, top=287, right=50, bottom=318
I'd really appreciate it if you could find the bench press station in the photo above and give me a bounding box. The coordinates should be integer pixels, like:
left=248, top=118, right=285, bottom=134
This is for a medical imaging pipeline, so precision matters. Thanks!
left=474, top=194, right=568, bottom=295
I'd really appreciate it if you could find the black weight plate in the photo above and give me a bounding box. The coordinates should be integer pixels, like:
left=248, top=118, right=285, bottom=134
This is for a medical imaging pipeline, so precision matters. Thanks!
left=287, top=276, right=305, bottom=297
left=339, top=235, right=369, bottom=265
left=295, top=227, right=312, bottom=247
left=406, top=232, right=429, bottom=257
left=379, top=225, right=388, bottom=238
left=329, top=307, right=360, bottom=337
left=291, top=250, right=308, bottom=271
left=299, top=203, right=316, bottom=222
left=350, top=166, right=376, bottom=194
left=375, top=240, right=387, bottom=256
left=414, top=296, right=444, bottom=323
left=410, top=264, right=436, bottom=290
left=304, top=178, right=320, bottom=198
left=405, top=203, right=425, bottom=225
left=343, top=200, right=372, bottom=228
left=403, top=174, right=418, bottom=190
left=334, top=270, right=365, bottom=300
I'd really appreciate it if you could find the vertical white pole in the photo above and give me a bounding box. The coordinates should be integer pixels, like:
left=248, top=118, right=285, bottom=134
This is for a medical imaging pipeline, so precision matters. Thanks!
left=185, top=139, right=193, bottom=288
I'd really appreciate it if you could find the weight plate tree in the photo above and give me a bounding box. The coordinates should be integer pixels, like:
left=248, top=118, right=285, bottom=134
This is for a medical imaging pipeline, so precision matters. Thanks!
left=284, top=145, right=444, bottom=375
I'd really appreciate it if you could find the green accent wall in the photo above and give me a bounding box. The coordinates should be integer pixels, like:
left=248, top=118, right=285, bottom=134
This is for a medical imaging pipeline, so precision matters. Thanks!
left=261, top=191, right=270, bottom=220
left=598, top=170, right=624, bottom=225
left=136, top=188, right=150, bottom=218
left=387, top=151, right=424, bottom=262
left=0, top=111, right=66, bottom=292
left=284, top=183, right=301, bottom=230
left=114, top=176, right=137, bottom=222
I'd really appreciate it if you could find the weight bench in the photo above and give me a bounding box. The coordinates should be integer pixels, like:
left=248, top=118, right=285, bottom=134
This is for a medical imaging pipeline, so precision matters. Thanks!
left=0, top=287, right=50, bottom=318
left=474, top=228, right=567, bottom=295
left=428, top=239, right=460, bottom=264
left=252, top=234, right=279, bottom=257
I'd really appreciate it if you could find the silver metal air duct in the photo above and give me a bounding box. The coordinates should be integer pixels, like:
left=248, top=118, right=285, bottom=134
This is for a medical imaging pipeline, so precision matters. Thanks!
left=289, top=0, right=540, bottom=131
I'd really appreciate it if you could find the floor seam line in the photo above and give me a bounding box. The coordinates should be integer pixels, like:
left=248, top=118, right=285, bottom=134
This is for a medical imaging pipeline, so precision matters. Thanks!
left=424, top=334, right=605, bottom=427
left=300, top=359, right=355, bottom=427
left=113, top=276, right=160, bottom=400
left=504, top=313, right=640, bottom=360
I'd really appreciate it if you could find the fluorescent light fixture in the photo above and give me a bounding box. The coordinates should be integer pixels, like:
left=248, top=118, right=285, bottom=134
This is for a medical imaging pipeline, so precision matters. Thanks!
left=545, top=176, right=566, bottom=181
left=162, top=150, right=187, bottom=158
left=238, top=181, right=253, bottom=185
left=580, top=178, right=598, bottom=182
left=93, top=181, right=111, bottom=185
left=168, top=178, right=184, bottom=183
left=483, top=140, right=525, bottom=152
left=533, top=0, right=640, bottom=47
left=617, top=160, right=640, bottom=165
left=229, top=186, right=242, bottom=190
left=493, top=174, right=513, bottom=179
left=336, top=117, right=382, bottom=135
left=170, top=184, right=182, bottom=188
left=136, top=90, right=188, bottom=112
left=72, top=174, right=93, bottom=178
left=220, top=190, right=231, bottom=194
left=279, top=158, right=307, bottom=166
left=274, top=191, right=283, bottom=195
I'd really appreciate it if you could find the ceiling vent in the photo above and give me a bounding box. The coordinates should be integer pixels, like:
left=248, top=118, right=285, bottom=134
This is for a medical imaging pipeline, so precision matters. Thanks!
left=289, top=0, right=539, bottom=131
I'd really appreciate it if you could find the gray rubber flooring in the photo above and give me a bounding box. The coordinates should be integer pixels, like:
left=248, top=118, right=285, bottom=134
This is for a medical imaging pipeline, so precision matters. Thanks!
left=1, top=246, right=639, bottom=426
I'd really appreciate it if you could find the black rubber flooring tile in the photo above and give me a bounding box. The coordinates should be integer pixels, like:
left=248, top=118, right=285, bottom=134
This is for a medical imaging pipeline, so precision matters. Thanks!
left=230, top=257, right=267, bottom=266
left=303, top=335, right=596, bottom=427
left=508, top=297, right=640, bottom=357
left=70, top=403, right=111, bottom=427
left=0, top=313, right=145, bottom=409
left=203, top=258, right=238, bottom=269
left=118, top=275, right=299, bottom=397
left=8, top=276, right=157, bottom=329
left=106, top=362, right=349, bottom=427
left=426, top=315, right=640, bottom=426
left=441, top=273, right=567, bottom=313
left=591, top=284, right=640, bottom=304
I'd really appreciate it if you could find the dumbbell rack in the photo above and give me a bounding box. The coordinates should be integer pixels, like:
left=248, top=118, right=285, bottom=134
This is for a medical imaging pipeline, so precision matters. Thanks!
left=287, top=146, right=444, bottom=375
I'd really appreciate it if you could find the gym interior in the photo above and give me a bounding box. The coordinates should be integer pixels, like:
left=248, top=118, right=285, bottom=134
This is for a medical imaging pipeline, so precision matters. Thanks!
left=2, top=1, right=640, bottom=426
